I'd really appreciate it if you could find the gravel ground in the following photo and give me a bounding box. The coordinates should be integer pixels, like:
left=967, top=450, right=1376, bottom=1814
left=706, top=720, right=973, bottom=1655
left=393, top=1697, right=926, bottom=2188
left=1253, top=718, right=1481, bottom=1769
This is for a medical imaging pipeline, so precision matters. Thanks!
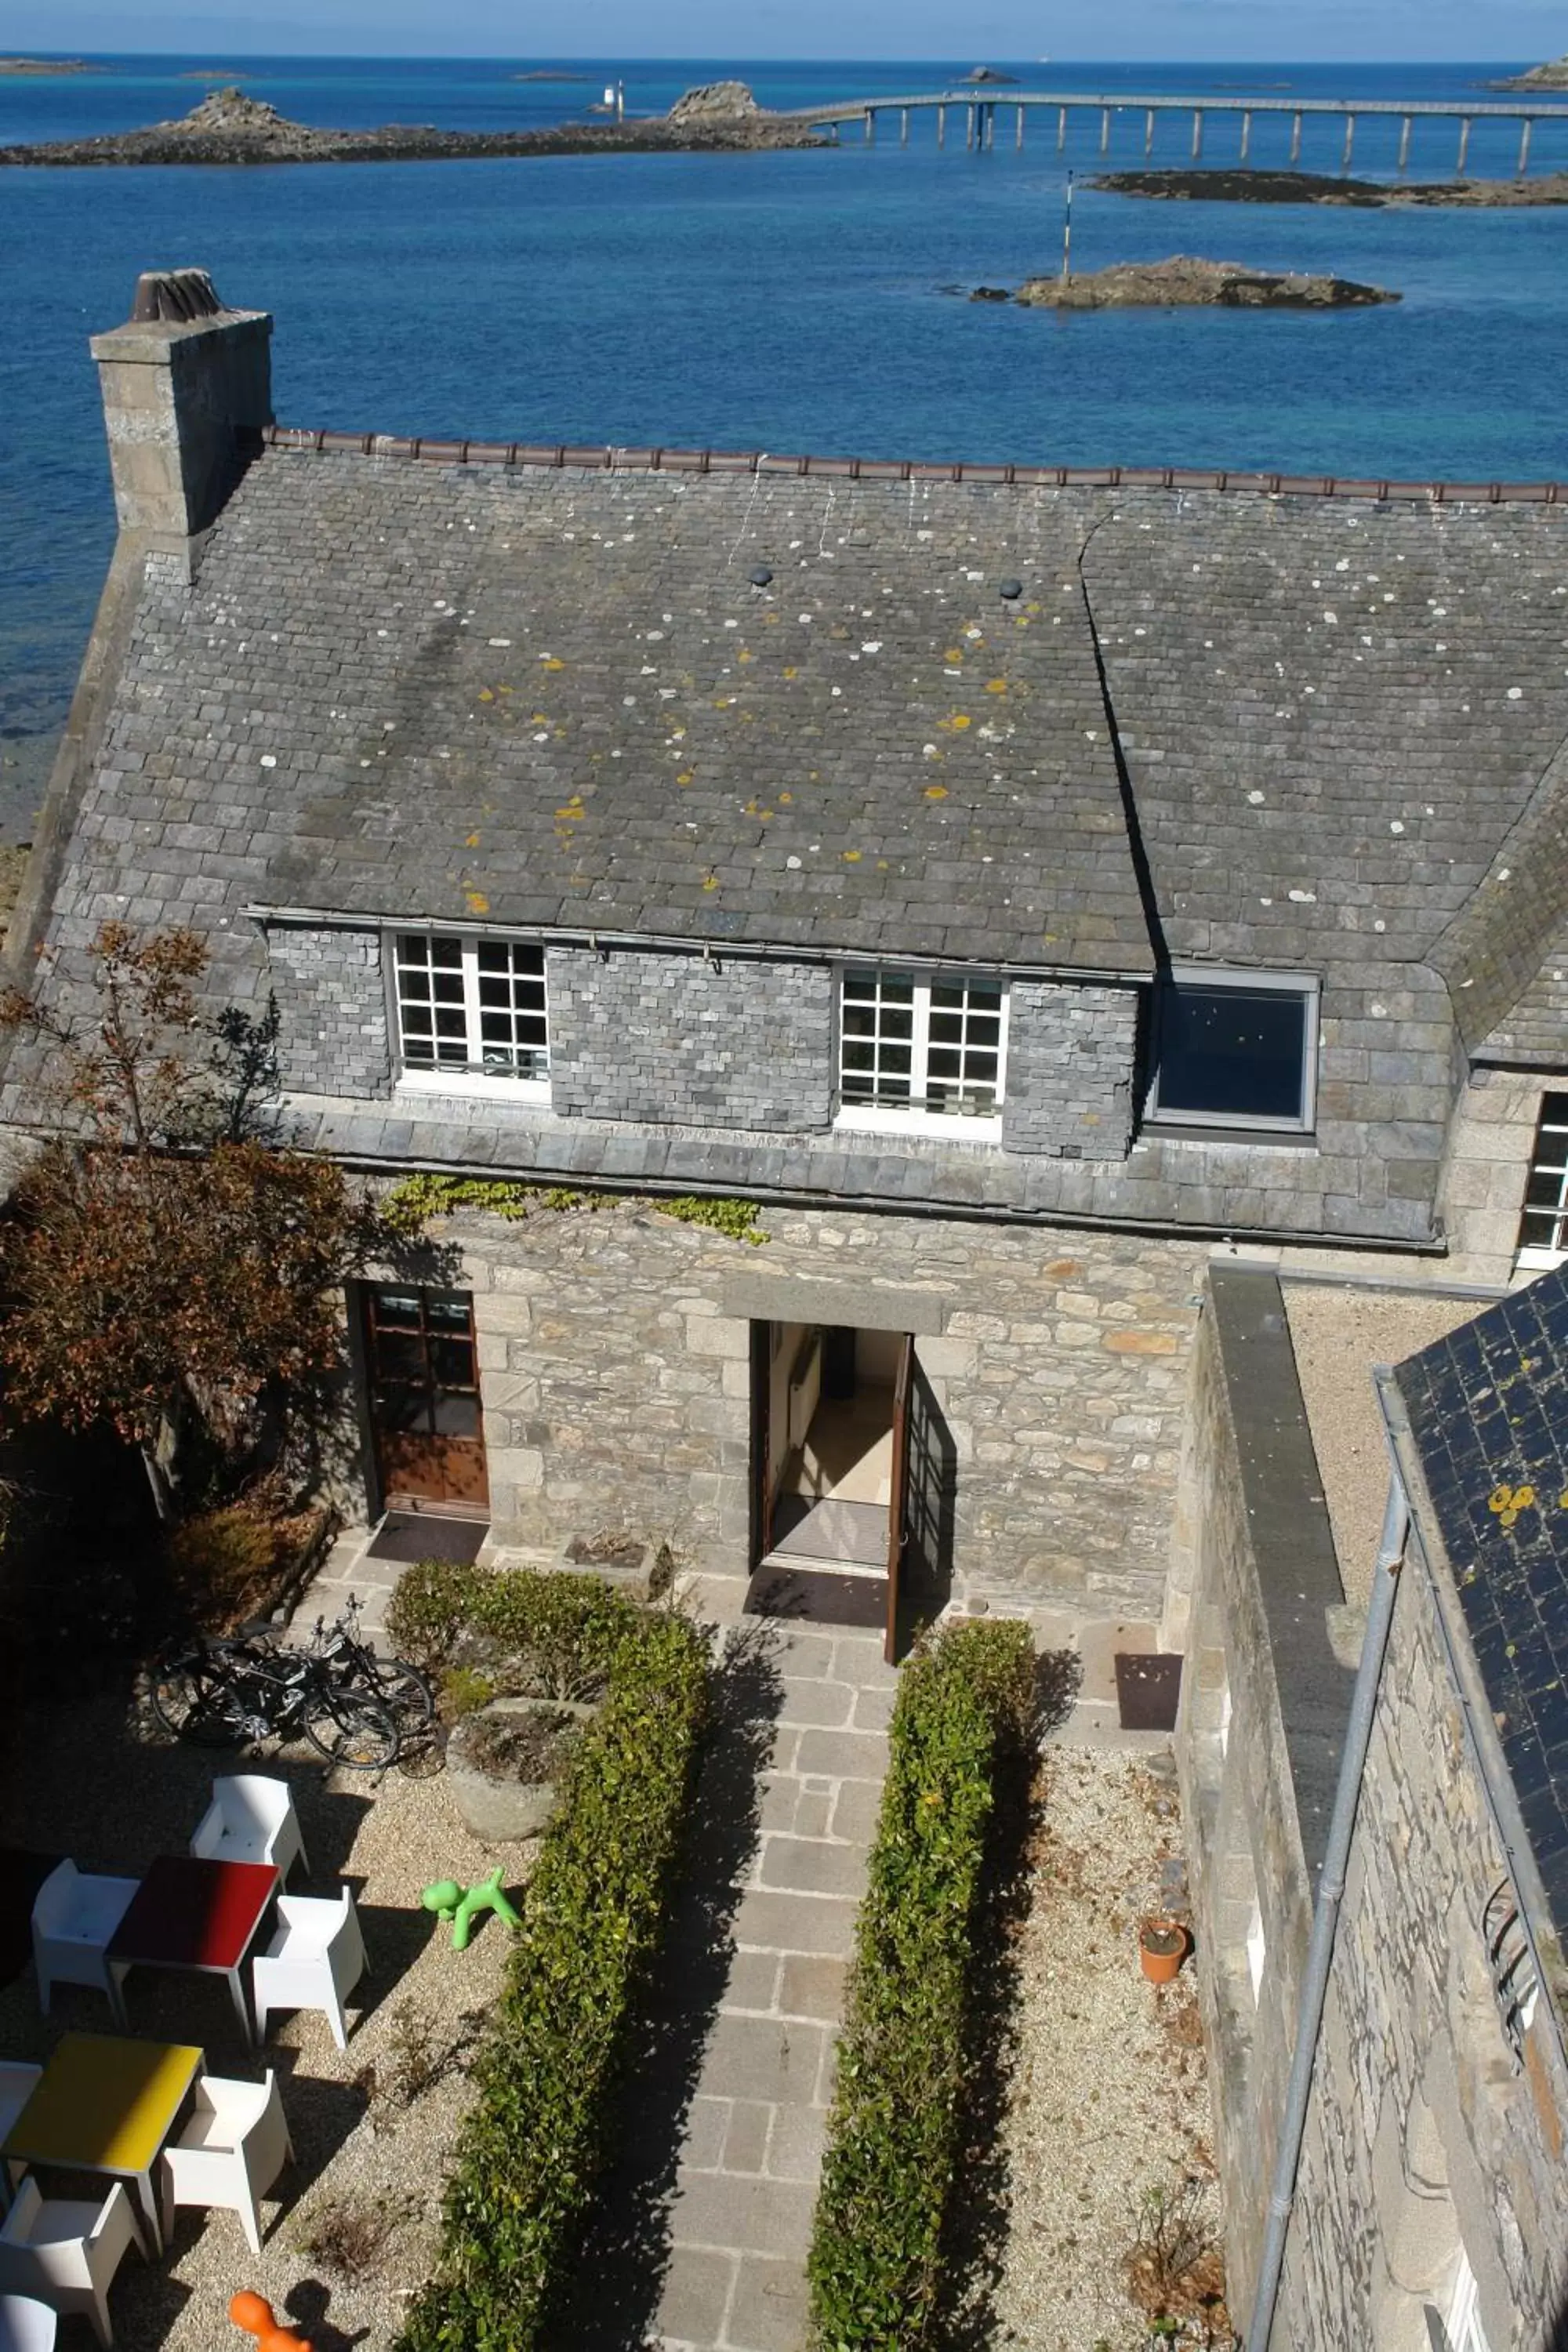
left=987, top=1748, right=1225, bottom=2352
left=1284, top=1284, right=1479, bottom=1607
left=0, top=1690, right=524, bottom=2352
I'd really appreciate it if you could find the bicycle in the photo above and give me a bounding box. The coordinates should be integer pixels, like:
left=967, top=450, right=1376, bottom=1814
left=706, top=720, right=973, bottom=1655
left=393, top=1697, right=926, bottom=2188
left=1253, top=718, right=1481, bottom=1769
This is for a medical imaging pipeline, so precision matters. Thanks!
left=304, top=1595, right=436, bottom=1742
left=151, top=1630, right=401, bottom=1771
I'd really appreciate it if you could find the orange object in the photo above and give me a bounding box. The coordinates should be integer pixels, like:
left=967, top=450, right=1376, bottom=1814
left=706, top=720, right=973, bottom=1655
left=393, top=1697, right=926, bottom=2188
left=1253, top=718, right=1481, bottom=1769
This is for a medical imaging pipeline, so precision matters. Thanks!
left=1138, top=1917, right=1191, bottom=1984
left=262, top=2334, right=312, bottom=2352
left=229, top=2293, right=275, bottom=2335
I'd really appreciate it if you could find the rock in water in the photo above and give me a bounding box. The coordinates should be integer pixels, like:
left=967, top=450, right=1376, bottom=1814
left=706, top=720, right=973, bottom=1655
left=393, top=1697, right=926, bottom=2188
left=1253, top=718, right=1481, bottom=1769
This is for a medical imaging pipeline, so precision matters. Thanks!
left=166, top=86, right=290, bottom=135
left=666, top=79, right=761, bottom=126
left=1497, top=53, right=1568, bottom=89
left=1007, top=256, right=1399, bottom=308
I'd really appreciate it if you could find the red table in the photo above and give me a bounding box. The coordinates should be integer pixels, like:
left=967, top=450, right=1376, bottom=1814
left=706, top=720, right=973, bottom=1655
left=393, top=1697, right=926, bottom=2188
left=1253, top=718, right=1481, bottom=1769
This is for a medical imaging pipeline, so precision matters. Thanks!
left=104, top=1857, right=278, bottom=2043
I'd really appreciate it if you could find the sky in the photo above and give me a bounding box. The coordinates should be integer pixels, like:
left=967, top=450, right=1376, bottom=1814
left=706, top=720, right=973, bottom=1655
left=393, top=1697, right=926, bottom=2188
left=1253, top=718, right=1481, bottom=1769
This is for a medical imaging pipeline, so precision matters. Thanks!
left=7, top=0, right=1566, bottom=60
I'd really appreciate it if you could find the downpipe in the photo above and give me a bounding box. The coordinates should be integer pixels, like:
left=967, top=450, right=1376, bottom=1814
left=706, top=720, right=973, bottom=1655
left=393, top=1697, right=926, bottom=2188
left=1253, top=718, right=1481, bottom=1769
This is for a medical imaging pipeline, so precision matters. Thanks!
left=1245, top=1470, right=1410, bottom=2352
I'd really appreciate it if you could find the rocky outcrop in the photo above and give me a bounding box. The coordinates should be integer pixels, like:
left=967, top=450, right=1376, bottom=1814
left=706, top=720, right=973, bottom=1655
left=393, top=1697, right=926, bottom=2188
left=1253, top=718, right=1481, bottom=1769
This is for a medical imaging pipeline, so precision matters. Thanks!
left=0, top=81, right=823, bottom=165
left=962, top=66, right=1018, bottom=84
left=1094, top=165, right=1568, bottom=208
left=970, top=256, right=1399, bottom=308
left=666, top=78, right=760, bottom=124
left=1495, top=53, right=1568, bottom=89
left=0, top=55, right=96, bottom=72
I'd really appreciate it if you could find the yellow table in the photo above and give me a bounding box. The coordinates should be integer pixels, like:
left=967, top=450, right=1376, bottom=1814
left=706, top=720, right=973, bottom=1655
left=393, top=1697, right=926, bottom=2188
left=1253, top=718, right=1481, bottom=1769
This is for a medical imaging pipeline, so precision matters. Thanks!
left=1, top=2033, right=203, bottom=2252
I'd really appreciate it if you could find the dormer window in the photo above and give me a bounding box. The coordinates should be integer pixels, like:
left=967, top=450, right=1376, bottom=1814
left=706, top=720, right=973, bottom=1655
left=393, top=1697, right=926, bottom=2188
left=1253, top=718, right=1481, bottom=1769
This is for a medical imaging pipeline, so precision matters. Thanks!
left=393, top=932, right=550, bottom=1099
left=836, top=966, right=1008, bottom=1137
left=1517, top=1092, right=1568, bottom=1271
left=1149, top=967, right=1319, bottom=1135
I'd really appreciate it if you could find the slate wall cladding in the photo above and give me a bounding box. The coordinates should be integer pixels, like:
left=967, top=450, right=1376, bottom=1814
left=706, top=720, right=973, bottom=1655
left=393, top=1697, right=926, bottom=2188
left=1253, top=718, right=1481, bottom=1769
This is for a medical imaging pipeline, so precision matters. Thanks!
left=423, top=1201, right=1204, bottom=1617
left=1437, top=1069, right=1544, bottom=1283
left=545, top=944, right=833, bottom=1132
left=1277, top=1540, right=1568, bottom=2350
left=1002, top=979, right=1138, bottom=1158
left=265, top=925, right=390, bottom=1097
left=1173, top=1274, right=1338, bottom=2328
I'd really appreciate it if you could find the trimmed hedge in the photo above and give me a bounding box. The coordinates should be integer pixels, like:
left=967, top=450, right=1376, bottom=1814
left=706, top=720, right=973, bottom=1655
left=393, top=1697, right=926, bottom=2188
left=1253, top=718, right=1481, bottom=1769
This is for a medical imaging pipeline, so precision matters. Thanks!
left=387, top=1557, right=638, bottom=1697
left=397, top=1593, right=710, bottom=2352
left=807, top=1618, right=1036, bottom=2351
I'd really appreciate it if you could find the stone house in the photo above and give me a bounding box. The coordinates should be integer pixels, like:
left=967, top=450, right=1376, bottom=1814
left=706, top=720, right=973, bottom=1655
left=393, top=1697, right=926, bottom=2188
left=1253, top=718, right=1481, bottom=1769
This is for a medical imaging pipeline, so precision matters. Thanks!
left=1178, top=1262, right=1568, bottom=2350
left=7, top=263, right=1568, bottom=1635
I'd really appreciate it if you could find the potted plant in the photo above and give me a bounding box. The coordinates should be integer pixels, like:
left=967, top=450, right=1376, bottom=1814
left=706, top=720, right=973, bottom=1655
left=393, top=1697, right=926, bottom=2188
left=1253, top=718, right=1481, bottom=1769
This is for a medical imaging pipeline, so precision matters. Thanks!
left=444, top=1696, right=597, bottom=1844
left=1138, top=1915, right=1191, bottom=1984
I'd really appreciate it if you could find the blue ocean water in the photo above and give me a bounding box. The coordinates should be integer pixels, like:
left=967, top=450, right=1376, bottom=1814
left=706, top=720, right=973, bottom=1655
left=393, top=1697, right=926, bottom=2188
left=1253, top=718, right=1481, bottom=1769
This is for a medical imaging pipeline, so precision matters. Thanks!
left=2, top=55, right=1566, bottom=826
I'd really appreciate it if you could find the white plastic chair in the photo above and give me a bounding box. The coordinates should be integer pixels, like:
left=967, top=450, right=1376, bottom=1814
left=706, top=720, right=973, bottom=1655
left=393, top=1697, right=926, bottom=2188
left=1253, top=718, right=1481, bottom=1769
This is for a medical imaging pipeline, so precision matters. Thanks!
left=159, top=2069, right=293, bottom=2256
left=29, top=1863, right=139, bottom=2016
left=0, top=2180, right=143, bottom=2349
left=190, top=1776, right=310, bottom=1884
left=0, top=2072, right=42, bottom=2221
left=252, top=1889, right=366, bottom=2052
left=0, top=2293, right=56, bottom=2352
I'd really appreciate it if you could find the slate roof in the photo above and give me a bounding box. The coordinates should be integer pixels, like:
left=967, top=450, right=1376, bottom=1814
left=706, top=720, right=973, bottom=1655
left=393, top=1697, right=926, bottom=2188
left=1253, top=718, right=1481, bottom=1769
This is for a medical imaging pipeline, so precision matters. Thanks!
left=1394, top=1269, right=1568, bottom=1960
left=56, top=448, right=1568, bottom=988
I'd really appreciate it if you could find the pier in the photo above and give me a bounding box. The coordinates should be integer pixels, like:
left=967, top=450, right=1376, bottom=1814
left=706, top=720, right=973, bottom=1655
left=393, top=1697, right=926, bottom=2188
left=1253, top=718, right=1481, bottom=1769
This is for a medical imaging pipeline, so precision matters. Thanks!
left=779, top=88, right=1568, bottom=176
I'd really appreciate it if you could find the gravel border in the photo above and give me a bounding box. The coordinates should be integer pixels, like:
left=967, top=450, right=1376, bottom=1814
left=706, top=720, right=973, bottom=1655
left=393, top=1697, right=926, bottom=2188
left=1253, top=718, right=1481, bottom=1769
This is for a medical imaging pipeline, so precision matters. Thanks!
left=985, top=1748, right=1225, bottom=2350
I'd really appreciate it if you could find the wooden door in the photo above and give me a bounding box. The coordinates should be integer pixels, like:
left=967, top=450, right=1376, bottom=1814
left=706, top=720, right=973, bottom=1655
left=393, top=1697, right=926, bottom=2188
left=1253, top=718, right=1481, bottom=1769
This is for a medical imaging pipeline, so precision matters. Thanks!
left=363, top=1285, right=489, bottom=1514
left=884, top=1334, right=915, bottom=1664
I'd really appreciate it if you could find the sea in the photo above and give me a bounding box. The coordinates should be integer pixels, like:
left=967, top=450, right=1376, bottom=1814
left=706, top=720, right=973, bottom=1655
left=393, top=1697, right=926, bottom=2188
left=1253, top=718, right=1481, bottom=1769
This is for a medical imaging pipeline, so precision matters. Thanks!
left=2, top=54, right=1566, bottom=837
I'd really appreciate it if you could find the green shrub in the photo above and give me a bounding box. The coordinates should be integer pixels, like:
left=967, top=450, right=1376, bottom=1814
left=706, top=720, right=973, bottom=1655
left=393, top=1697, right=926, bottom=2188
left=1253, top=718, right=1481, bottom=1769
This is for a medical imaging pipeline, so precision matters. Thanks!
left=387, top=1559, right=640, bottom=1697
left=807, top=1618, right=1035, bottom=2351
left=397, top=1606, right=710, bottom=2352
left=437, top=1664, right=495, bottom=1721
left=655, top=1195, right=768, bottom=1245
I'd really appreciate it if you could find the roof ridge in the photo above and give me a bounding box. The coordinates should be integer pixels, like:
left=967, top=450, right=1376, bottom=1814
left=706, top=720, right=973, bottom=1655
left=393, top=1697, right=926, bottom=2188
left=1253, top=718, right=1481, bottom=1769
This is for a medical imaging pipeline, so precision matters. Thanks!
left=251, top=425, right=1568, bottom=507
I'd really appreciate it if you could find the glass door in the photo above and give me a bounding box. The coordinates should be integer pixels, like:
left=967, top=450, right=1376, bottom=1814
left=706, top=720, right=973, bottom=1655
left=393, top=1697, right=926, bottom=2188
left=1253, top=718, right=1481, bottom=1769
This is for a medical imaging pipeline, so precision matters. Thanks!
left=362, top=1286, right=490, bottom=1514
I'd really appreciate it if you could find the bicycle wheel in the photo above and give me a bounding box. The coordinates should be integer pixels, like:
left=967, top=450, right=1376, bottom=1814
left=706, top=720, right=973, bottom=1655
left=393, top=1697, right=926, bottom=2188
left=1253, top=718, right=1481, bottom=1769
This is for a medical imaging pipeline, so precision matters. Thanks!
left=368, top=1659, right=437, bottom=1735
left=150, top=1650, right=249, bottom=1747
left=303, top=1684, right=401, bottom=1772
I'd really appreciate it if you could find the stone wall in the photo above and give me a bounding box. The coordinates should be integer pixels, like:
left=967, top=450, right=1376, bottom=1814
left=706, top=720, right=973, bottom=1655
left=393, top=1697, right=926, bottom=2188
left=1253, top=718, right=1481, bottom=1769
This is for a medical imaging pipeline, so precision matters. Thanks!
left=1173, top=1266, right=1351, bottom=2326
left=1437, top=1069, right=1547, bottom=1283
left=1001, top=979, right=1139, bottom=1159
left=266, top=924, right=391, bottom=1096
left=383, top=1202, right=1205, bottom=1615
left=545, top=944, right=834, bottom=1132
left=1277, top=1533, right=1568, bottom=2348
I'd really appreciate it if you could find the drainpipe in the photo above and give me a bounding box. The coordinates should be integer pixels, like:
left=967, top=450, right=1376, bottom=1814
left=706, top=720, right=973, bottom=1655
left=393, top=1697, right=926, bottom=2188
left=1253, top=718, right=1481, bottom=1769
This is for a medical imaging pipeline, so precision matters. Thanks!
left=1246, top=1464, right=1410, bottom=2352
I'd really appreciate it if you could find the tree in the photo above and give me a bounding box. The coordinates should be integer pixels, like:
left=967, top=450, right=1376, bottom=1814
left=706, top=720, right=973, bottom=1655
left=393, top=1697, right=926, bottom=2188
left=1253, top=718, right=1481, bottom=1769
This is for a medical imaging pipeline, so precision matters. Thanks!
left=0, top=923, right=414, bottom=1517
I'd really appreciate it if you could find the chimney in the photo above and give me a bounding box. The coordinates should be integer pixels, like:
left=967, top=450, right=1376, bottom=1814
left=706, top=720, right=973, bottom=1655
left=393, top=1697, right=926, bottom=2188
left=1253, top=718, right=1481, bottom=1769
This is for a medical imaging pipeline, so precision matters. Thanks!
left=90, top=267, right=273, bottom=543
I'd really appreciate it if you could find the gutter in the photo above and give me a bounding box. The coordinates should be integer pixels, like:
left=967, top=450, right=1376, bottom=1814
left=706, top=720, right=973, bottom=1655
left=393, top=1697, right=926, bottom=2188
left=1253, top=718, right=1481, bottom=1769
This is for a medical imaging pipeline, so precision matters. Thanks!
left=1246, top=1450, right=1410, bottom=2352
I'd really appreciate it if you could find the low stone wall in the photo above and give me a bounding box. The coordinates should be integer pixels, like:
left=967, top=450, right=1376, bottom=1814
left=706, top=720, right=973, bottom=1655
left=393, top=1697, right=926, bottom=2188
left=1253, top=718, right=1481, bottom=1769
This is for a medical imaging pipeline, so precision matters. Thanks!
left=1279, top=1534, right=1568, bottom=2345
left=1173, top=1265, right=1350, bottom=2325
left=402, top=1201, right=1205, bottom=1616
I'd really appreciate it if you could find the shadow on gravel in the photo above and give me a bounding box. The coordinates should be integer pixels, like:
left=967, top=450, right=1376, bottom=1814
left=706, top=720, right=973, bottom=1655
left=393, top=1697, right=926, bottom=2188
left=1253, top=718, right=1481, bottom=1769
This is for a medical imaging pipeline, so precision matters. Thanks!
left=932, top=1645, right=1079, bottom=2352
left=554, top=1620, right=786, bottom=2350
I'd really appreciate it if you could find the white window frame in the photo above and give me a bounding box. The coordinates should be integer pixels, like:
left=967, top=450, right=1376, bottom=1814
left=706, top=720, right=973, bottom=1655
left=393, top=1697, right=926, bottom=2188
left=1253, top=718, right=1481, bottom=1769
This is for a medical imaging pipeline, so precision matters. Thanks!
left=391, top=930, right=551, bottom=1103
left=834, top=965, right=1010, bottom=1141
left=1147, top=964, right=1320, bottom=1136
left=1445, top=2252, right=1490, bottom=2352
left=1515, top=1091, right=1568, bottom=1271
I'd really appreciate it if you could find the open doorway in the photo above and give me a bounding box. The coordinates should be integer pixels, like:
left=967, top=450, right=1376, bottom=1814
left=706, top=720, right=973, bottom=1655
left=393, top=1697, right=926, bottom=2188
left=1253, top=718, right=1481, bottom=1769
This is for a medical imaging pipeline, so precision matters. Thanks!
left=749, top=1322, right=931, bottom=1656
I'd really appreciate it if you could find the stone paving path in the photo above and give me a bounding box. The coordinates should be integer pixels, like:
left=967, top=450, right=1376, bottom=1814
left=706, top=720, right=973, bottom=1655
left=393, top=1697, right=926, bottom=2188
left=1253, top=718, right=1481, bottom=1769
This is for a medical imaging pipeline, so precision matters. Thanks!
left=291, top=1533, right=1171, bottom=2350
left=649, top=1618, right=895, bottom=2352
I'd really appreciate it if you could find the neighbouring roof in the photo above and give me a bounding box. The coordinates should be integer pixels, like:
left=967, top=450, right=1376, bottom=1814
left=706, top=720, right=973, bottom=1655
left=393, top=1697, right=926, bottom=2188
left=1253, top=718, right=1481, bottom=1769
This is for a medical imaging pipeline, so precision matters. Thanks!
left=1394, top=1269, right=1568, bottom=1962
left=53, top=444, right=1568, bottom=1026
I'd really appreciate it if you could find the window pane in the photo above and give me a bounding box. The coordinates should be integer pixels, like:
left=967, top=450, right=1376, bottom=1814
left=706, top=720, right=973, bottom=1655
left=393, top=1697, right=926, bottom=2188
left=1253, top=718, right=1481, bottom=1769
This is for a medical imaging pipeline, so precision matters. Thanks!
left=1157, top=984, right=1308, bottom=1123
left=1518, top=1096, right=1568, bottom=1261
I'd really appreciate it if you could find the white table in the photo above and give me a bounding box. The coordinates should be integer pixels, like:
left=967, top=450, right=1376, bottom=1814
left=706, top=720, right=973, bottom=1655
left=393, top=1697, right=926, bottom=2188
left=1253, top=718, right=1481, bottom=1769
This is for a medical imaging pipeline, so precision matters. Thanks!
left=0, top=2294, right=56, bottom=2352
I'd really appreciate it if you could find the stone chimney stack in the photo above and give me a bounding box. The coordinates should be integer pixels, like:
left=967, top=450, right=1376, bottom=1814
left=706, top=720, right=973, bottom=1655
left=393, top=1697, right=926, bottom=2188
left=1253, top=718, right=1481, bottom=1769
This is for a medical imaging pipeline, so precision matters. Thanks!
left=90, top=267, right=273, bottom=543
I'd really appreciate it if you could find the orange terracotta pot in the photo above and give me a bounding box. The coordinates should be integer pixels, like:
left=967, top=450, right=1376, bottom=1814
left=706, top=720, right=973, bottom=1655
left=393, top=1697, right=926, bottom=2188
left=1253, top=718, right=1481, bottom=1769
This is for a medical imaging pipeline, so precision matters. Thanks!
left=1139, top=1917, right=1190, bottom=1984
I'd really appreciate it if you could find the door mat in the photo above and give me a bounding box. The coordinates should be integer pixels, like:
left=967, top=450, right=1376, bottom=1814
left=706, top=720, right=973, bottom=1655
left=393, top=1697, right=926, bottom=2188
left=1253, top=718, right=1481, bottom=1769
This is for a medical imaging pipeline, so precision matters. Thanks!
left=366, top=1512, right=488, bottom=1566
left=768, top=1495, right=889, bottom=1570
left=0, top=1848, right=60, bottom=1989
left=746, top=1564, right=887, bottom=1632
left=1114, top=1652, right=1184, bottom=1733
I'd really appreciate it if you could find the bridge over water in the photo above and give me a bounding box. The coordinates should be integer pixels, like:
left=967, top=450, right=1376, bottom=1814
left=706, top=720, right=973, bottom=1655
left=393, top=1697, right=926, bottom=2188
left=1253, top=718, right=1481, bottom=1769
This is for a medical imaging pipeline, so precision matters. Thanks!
left=774, top=87, right=1568, bottom=176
